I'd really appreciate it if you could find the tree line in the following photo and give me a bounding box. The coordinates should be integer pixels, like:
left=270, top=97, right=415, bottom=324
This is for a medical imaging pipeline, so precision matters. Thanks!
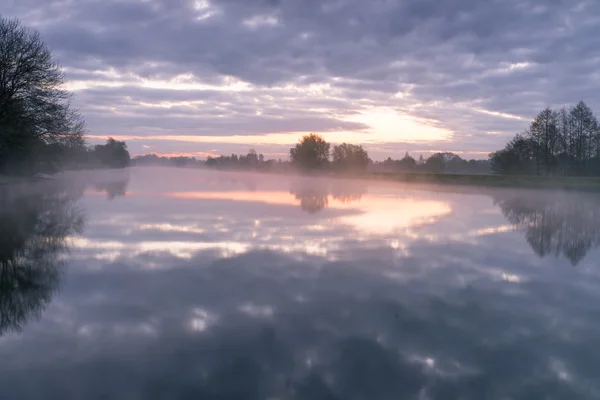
left=490, top=101, right=600, bottom=176
left=134, top=134, right=491, bottom=174
left=287, top=133, right=490, bottom=174
left=133, top=154, right=204, bottom=168
left=374, top=152, right=490, bottom=174
left=0, top=16, right=129, bottom=175
left=133, top=150, right=283, bottom=170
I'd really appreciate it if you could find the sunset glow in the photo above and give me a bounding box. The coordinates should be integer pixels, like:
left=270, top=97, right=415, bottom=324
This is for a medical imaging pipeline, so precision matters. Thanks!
left=6, top=0, right=598, bottom=160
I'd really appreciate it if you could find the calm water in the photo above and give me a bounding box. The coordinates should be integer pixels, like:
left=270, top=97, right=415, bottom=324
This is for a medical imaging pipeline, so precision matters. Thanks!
left=2, top=167, right=600, bottom=399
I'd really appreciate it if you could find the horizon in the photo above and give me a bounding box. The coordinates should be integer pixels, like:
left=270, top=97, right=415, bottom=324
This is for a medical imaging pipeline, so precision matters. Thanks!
left=125, top=143, right=490, bottom=162
left=4, top=0, right=600, bottom=161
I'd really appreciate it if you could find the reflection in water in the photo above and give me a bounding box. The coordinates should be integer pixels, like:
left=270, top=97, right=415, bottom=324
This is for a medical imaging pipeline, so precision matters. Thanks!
left=339, top=197, right=451, bottom=235
left=213, top=176, right=258, bottom=192
left=290, top=182, right=329, bottom=213
left=290, top=179, right=366, bottom=213
left=3, top=249, right=597, bottom=399
left=0, top=184, right=84, bottom=335
left=3, top=169, right=600, bottom=399
left=494, top=192, right=600, bottom=265
left=330, top=181, right=367, bottom=204
left=88, top=169, right=130, bottom=200
left=93, top=178, right=129, bottom=200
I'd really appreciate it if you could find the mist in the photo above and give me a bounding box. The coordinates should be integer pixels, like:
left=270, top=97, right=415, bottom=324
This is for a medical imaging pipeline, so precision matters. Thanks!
left=1, top=167, right=600, bottom=399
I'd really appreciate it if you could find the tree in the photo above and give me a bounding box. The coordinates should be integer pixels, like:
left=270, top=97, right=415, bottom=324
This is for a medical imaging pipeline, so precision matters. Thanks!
left=569, top=101, right=596, bottom=175
left=423, top=152, right=463, bottom=173
left=398, top=152, right=416, bottom=170
left=556, top=107, right=570, bottom=176
left=492, top=102, right=600, bottom=177
left=0, top=16, right=86, bottom=173
left=490, top=133, right=535, bottom=175
left=424, top=154, right=444, bottom=173
left=593, top=123, right=600, bottom=175
left=527, top=107, right=558, bottom=175
left=245, top=149, right=258, bottom=165
left=289, top=133, right=330, bottom=170
left=93, top=138, right=130, bottom=168
left=331, top=143, right=369, bottom=171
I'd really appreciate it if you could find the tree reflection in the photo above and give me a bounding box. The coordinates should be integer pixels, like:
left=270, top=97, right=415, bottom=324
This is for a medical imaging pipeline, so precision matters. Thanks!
left=291, top=187, right=329, bottom=214
left=0, top=183, right=84, bottom=335
left=89, top=170, right=130, bottom=200
left=330, top=181, right=367, bottom=204
left=93, top=177, right=129, bottom=200
left=494, top=192, right=600, bottom=265
left=290, top=180, right=366, bottom=213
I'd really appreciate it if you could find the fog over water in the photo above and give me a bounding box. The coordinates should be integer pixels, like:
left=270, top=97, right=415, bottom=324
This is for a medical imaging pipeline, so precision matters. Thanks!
left=1, top=167, right=600, bottom=399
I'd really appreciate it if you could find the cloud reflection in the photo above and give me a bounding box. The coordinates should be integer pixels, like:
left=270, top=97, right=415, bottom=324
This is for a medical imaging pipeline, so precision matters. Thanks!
left=70, top=172, right=455, bottom=263
left=2, top=247, right=598, bottom=399
left=68, top=169, right=600, bottom=267
left=2, top=169, right=600, bottom=398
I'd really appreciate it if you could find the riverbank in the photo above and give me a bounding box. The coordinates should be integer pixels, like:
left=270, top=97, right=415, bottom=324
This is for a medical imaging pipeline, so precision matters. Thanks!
left=352, top=171, right=600, bottom=192
left=0, top=169, right=128, bottom=186
left=132, top=164, right=600, bottom=192
left=0, top=173, right=56, bottom=186
left=254, top=168, right=600, bottom=192
left=13, top=165, right=598, bottom=192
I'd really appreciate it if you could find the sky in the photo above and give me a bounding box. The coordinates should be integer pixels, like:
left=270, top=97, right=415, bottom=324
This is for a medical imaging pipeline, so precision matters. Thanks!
left=4, top=0, right=600, bottom=160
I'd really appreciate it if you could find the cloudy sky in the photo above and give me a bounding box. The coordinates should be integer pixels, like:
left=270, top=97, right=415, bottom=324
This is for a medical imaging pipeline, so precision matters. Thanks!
left=4, top=0, right=600, bottom=160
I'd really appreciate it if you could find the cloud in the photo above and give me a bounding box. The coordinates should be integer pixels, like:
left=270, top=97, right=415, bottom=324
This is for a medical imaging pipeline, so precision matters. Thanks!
left=4, top=0, right=600, bottom=158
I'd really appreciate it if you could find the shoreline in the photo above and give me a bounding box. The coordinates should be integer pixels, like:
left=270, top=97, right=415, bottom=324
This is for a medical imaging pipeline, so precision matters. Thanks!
left=4, top=167, right=600, bottom=192
left=353, top=171, right=600, bottom=192
left=132, top=166, right=600, bottom=192
left=203, top=167, right=600, bottom=192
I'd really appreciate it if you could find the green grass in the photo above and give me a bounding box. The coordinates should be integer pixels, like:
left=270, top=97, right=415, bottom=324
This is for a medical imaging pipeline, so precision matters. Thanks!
left=337, top=171, right=600, bottom=192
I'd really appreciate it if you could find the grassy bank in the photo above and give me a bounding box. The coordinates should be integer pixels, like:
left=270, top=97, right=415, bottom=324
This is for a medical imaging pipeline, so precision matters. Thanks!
left=132, top=165, right=600, bottom=192
left=350, top=171, right=600, bottom=192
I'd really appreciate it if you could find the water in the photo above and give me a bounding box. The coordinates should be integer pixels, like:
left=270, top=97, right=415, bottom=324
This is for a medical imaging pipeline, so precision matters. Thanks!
left=1, top=167, right=600, bottom=399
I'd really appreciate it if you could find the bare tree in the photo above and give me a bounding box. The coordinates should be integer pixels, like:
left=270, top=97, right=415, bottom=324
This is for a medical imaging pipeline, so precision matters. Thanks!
left=0, top=16, right=85, bottom=172
left=493, top=102, right=600, bottom=177
left=556, top=107, right=570, bottom=175
left=569, top=101, right=596, bottom=175
left=528, top=107, right=558, bottom=175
